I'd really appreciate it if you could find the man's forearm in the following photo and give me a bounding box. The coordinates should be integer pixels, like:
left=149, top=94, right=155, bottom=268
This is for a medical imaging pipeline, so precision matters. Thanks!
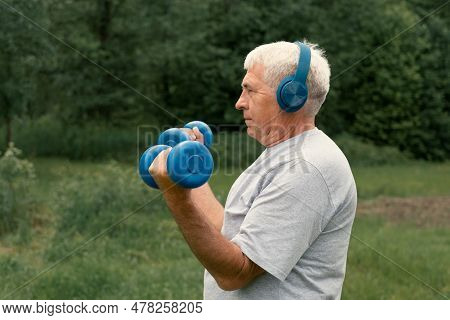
left=162, top=189, right=247, bottom=288
left=189, top=183, right=224, bottom=232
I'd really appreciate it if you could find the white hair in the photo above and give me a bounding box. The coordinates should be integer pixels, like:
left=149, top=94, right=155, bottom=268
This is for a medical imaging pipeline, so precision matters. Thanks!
left=244, top=40, right=331, bottom=116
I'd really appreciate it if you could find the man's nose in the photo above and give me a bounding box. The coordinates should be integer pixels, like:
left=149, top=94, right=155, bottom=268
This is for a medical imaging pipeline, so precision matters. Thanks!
left=235, top=91, right=247, bottom=110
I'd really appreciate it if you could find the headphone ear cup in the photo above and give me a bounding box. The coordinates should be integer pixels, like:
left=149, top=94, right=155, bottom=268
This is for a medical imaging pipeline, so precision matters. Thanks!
left=276, top=75, right=295, bottom=112
left=276, top=76, right=308, bottom=112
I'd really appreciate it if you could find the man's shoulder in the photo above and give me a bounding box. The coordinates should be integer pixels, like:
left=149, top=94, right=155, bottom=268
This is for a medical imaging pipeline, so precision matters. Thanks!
left=302, top=129, right=352, bottom=175
left=303, top=130, right=357, bottom=208
left=260, top=129, right=347, bottom=175
left=273, top=129, right=356, bottom=208
left=231, top=129, right=355, bottom=201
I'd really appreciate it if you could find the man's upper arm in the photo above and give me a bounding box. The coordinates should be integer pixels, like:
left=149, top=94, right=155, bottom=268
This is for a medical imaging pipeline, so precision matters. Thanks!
left=231, top=170, right=333, bottom=281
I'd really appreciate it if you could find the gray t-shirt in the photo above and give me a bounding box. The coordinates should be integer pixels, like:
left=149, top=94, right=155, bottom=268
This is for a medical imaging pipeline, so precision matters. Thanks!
left=204, top=127, right=357, bottom=299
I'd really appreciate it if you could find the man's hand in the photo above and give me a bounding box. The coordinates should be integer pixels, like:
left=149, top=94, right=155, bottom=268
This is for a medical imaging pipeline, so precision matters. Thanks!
left=180, top=126, right=205, bottom=145
left=148, top=147, right=179, bottom=191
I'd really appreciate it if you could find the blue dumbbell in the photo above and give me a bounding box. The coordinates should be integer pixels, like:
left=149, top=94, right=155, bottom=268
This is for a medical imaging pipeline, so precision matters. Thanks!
left=139, top=122, right=214, bottom=189
left=158, top=121, right=213, bottom=148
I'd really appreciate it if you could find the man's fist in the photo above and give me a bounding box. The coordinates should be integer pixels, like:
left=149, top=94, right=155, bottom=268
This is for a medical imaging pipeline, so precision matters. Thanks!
left=148, top=147, right=175, bottom=191
left=180, top=126, right=205, bottom=145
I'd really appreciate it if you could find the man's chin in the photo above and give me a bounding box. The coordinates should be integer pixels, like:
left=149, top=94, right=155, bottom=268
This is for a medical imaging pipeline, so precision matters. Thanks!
left=246, top=127, right=263, bottom=144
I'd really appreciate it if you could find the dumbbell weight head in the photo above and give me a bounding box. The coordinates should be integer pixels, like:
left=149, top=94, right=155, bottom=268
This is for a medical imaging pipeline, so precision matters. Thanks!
left=157, top=128, right=191, bottom=147
left=167, top=141, right=214, bottom=188
left=184, top=121, right=213, bottom=148
left=139, top=144, right=170, bottom=189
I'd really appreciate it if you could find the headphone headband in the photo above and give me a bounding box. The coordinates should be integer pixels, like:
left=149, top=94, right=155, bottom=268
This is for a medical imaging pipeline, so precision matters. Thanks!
left=293, top=41, right=311, bottom=86
left=276, top=41, right=311, bottom=112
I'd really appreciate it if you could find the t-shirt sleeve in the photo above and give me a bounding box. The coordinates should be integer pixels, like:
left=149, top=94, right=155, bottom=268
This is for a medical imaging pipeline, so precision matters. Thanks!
left=231, top=169, right=333, bottom=281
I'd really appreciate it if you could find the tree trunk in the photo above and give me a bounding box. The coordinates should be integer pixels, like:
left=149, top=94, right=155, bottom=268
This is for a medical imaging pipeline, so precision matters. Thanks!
left=98, top=0, right=111, bottom=44
left=5, top=115, right=12, bottom=145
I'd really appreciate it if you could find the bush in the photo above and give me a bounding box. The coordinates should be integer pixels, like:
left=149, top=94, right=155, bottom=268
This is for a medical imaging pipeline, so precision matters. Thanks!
left=0, top=116, right=140, bottom=161
left=51, top=162, right=150, bottom=237
left=334, top=133, right=411, bottom=166
left=0, top=143, right=36, bottom=242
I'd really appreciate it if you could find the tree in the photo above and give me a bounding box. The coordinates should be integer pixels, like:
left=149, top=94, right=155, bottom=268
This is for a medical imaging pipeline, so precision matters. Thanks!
left=312, top=0, right=449, bottom=160
left=0, top=0, right=50, bottom=144
left=47, top=0, right=142, bottom=125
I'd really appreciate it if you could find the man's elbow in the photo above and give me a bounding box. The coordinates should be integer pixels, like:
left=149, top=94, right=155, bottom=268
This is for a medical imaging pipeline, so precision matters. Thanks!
left=213, top=248, right=266, bottom=291
left=215, top=276, right=247, bottom=291
left=215, top=261, right=265, bottom=291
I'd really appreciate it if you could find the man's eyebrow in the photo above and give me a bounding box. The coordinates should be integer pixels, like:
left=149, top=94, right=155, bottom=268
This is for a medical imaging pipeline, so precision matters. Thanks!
left=241, top=82, right=253, bottom=89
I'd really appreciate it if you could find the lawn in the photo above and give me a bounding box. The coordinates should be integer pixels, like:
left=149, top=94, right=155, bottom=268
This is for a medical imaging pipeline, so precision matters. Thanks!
left=0, top=158, right=449, bottom=299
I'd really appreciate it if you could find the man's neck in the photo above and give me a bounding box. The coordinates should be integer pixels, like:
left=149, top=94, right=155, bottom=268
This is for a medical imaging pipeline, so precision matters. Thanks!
left=262, top=118, right=316, bottom=148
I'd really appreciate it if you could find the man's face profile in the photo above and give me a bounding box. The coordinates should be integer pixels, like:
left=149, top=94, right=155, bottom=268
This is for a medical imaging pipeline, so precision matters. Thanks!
left=235, top=63, right=280, bottom=144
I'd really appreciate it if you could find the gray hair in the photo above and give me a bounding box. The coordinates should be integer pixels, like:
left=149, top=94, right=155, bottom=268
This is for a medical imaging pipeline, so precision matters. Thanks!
left=244, top=40, right=331, bottom=116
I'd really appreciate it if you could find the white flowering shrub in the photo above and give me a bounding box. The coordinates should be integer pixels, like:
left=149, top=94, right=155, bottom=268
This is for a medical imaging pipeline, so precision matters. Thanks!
left=0, top=143, right=36, bottom=239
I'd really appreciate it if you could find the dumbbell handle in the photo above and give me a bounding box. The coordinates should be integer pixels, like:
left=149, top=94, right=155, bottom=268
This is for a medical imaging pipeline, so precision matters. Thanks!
left=157, top=128, right=190, bottom=147
left=158, top=121, right=213, bottom=148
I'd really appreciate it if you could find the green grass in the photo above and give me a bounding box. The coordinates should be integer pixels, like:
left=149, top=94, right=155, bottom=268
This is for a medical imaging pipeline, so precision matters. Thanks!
left=0, top=158, right=449, bottom=299
left=343, top=216, right=449, bottom=299
left=353, top=162, right=450, bottom=199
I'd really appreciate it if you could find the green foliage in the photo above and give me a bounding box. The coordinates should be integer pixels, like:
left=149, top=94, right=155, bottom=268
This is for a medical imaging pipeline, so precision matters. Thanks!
left=334, top=133, right=410, bottom=166
left=47, top=0, right=143, bottom=125
left=0, top=0, right=51, bottom=143
left=50, top=161, right=147, bottom=238
left=0, top=144, right=36, bottom=241
left=315, top=0, right=449, bottom=160
left=1, top=0, right=448, bottom=160
left=0, top=116, right=141, bottom=160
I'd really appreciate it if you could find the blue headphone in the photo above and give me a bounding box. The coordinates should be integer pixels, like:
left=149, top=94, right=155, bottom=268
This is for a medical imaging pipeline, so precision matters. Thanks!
left=276, top=41, right=311, bottom=112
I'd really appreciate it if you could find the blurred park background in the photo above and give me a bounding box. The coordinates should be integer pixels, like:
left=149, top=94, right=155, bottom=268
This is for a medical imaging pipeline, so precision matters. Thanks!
left=0, top=0, right=449, bottom=299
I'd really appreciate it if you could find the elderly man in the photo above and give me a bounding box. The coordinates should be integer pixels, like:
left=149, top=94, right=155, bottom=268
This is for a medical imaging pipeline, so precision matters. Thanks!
left=150, top=41, right=357, bottom=299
